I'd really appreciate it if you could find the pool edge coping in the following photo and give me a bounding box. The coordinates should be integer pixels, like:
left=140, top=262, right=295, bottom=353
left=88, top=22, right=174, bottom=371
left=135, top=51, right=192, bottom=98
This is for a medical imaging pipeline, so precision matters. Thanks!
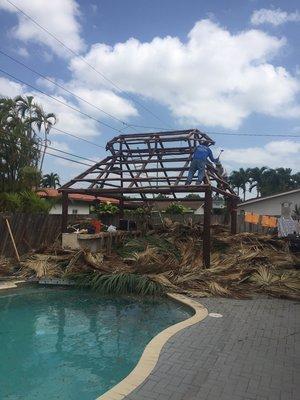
left=96, top=293, right=208, bottom=400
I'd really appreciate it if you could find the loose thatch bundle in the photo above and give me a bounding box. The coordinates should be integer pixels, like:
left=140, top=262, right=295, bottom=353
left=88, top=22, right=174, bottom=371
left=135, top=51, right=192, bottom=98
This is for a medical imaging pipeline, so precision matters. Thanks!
left=8, top=218, right=300, bottom=299
left=0, top=256, right=14, bottom=276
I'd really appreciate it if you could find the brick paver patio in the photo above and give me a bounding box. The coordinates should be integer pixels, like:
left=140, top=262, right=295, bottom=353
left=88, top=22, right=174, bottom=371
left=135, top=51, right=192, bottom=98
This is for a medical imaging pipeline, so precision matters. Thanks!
left=124, top=297, right=299, bottom=400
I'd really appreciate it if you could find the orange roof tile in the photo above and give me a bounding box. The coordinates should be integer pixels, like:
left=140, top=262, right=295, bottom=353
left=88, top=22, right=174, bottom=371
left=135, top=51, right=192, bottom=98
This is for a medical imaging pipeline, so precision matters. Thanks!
left=36, top=188, right=119, bottom=204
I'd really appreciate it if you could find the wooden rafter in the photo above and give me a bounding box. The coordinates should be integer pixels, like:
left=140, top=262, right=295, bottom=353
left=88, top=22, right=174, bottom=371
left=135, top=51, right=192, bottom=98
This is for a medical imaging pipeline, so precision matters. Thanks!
left=60, top=129, right=237, bottom=200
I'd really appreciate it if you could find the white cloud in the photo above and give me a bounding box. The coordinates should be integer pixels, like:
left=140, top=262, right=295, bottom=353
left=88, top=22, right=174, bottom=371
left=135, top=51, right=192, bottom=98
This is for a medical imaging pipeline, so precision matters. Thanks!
left=69, top=19, right=300, bottom=128
left=36, top=76, right=57, bottom=92
left=15, top=46, right=29, bottom=58
left=70, top=87, right=138, bottom=120
left=43, top=51, right=54, bottom=63
left=0, top=76, right=24, bottom=97
left=0, top=76, right=101, bottom=139
left=222, top=140, right=300, bottom=171
left=251, top=8, right=300, bottom=26
left=0, top=0, right=85, bottom=58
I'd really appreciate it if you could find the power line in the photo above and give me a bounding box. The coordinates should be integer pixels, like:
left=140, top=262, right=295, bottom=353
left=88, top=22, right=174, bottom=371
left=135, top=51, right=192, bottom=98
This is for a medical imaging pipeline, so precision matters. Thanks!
left=206, top=131, right=300, bottom=139
left=44, top=144, right=96, bottom=164
left=0, top=67, right=123, bottom=133
left=5, top=0, right=173, bottom=130
left=0, top=132, right=95, bottom=165
left=0, top=49, right=140, bottom=132
left=52, top=126, right=106, bottom=149
left=45, top=152, right=93, bottom=167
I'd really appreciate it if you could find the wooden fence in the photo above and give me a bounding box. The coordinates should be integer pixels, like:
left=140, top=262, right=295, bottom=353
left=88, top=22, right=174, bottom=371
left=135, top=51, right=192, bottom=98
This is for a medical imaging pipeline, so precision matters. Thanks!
left=0, top=213, right=63, bottom=257
left=0, top=212, right=280, bottom=258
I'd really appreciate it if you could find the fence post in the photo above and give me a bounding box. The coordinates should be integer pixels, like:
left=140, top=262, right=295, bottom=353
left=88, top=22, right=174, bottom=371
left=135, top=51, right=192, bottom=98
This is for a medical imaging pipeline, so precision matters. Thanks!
left=203, top=188, right=212, bottom=268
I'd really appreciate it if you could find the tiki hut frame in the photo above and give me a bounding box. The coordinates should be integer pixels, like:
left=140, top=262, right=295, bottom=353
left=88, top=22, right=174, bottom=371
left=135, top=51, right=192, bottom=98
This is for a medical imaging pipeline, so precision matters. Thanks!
left=59, top=129, right=239, bottom=267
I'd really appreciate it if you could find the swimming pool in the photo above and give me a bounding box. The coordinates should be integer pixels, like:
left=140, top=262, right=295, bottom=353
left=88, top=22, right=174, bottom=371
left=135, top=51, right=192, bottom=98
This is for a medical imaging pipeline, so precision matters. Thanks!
left=0, top=286, right=192, bottom=400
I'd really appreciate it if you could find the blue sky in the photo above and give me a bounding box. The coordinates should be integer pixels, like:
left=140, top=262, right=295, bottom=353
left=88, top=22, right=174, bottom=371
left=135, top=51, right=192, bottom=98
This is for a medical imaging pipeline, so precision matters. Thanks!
left=0, top=0, right=299, bottom=184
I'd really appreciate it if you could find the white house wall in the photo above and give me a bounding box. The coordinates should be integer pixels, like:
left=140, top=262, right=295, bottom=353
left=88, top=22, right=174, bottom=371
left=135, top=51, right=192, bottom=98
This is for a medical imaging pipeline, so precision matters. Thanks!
left=49, top=201, right=90, bottom=215
left=238, top=192, right=300, bottom=216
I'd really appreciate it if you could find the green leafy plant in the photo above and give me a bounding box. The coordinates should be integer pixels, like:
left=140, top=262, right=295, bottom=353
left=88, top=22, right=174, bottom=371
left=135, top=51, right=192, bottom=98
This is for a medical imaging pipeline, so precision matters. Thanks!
left=164, top=203, right=187, bottom=215
left=0, top=192, right=22, bottom=212
left=73, top=271, right=165, bottom=296
left=19, top=191, right=52, bottom=213
left=91, top=201, right=119, bottom=216
left=0, top=191, right=52, bottom=213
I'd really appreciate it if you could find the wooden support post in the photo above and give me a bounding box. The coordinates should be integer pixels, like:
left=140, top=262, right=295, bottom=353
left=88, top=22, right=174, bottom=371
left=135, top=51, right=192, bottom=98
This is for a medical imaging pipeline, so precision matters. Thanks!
left=203, top=188, right=212, bottom=269
left=5, top=218, right=20, bottom=262
left=230, top=198, right=238, bottom=234
left=119, top=197, right=124, bottom=220
left=61, top=192, right=69, bottom=233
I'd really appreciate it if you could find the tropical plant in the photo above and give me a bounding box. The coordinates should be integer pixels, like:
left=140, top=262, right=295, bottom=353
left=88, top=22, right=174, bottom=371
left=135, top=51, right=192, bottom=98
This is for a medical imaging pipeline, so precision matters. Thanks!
left=248, top=167, right=268, bottom=197
left=41, top=172, right=60, bottom=188
left=73, top=271, right=165, bottom=296
left=0, top=192, right=22, bottom=212
left=184, top=194, right=201, bottom=200
left=259, top=168, right=295, bottom=196
left=18, top=191, right=52, bottom=213
left=0, top=95, right=56, bottom=191
left=20, top=166, right=42, bottom=190
left=229, top=167, right=300, bottom=199
left=91, top=201, right=119, bottom=216
left=228, top=168, right=250, bottom=201
left=165, top=203, right=187, bottom=215
left=0, top=190, right=52, bottom=213
left=36, top=108, right=57, bottom=170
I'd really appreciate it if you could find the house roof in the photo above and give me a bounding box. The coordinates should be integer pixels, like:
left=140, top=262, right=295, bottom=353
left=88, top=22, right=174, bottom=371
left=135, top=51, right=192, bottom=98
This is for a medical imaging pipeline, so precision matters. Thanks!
left=36, top=188, right=120, bottom=204
left=237, top=188, right=300, bottom=207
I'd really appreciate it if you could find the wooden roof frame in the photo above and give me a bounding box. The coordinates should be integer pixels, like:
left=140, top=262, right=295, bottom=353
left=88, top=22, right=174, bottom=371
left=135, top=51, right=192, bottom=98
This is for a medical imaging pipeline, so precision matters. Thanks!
left=59, top=129, right=237, bottom=199
left=59, top=129, right=239, bottom=268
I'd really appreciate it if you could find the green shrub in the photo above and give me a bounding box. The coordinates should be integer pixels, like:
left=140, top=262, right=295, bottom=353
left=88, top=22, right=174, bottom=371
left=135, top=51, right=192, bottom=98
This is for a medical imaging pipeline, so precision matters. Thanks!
left=90, top=201, right=119, bottom=216
left=0, top=192, right=22, bottom=212
left=0, top=191, right=52, bottom=213
left=165, top=203, right=187, bottom=215
left=73, top=271, right=165, bottom=296
left=19, top=191, right=52, bottom=213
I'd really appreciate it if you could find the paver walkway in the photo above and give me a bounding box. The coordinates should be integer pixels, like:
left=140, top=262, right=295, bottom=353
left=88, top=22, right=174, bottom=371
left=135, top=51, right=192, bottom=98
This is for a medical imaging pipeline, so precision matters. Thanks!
left=124, top=297, right=299, bottom=400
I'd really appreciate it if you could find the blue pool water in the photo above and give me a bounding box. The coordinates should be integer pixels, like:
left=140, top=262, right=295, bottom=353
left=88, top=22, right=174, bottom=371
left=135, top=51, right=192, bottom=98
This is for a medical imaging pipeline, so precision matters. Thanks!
left=0, top=286, right=192, bottom=400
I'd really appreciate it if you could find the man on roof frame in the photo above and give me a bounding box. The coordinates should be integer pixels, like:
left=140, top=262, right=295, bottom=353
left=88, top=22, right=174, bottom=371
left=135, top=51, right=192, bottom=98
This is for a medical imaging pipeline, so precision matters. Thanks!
left=185, top=142, right=218, bottom=185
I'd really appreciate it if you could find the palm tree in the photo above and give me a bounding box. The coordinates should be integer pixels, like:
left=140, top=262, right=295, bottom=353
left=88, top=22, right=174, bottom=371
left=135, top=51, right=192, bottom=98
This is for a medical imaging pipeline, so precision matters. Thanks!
left=42, top=172, right=60, bottom=189
left=229, top=168, right=250, bottom=201
left=248, top=167, right=268, bottom=197
left=258, top=168, right=294, bottom=196
left=36, top=107, right=57, bottom=171
left=14, top=95, right=39, bottom=139
left=14, top=96, right=57, bottom=170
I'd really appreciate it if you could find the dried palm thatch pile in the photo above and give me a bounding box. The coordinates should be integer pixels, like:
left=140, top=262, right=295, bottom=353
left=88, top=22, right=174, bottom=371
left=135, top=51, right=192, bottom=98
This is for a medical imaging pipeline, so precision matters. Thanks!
left=0, top=256, right=15, bottom=276
left=9, top=218, right=300, bottom=299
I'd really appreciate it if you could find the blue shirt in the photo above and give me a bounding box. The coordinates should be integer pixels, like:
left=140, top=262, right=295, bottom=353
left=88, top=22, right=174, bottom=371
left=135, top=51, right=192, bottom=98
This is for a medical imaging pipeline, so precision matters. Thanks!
left=193, top=145, right=216, bottom=162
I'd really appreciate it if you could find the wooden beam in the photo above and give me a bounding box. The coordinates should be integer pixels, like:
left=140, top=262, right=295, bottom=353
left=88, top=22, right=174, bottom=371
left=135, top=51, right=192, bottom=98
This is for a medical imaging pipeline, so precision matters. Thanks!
left=60, top=184, right=210, bottom=195
left=203, top=188, right=212, bottom=268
